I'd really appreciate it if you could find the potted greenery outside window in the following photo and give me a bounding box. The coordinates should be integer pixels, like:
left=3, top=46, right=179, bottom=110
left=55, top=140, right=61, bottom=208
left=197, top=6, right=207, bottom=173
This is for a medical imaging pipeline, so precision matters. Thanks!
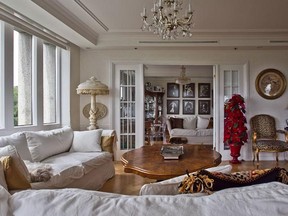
left=224, top=94, right=248, bottom=164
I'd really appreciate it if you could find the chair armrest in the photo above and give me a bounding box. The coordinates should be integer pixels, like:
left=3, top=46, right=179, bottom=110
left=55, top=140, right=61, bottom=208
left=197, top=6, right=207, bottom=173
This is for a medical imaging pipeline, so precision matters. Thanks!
left=166, top=119, right=172, bottom=134
left=276, top=130, right=288, bottom=142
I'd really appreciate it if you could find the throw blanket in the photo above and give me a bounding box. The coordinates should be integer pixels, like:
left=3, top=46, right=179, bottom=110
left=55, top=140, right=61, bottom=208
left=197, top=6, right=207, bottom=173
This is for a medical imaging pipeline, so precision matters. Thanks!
left=7, top=182, right=288, bottom=216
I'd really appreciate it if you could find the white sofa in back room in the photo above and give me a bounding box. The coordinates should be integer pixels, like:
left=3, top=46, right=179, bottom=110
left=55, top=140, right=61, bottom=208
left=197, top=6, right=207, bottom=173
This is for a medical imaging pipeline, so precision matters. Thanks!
left=166, top=116, right=213, bottom=144
left=0, top=127, right=116, bottom=192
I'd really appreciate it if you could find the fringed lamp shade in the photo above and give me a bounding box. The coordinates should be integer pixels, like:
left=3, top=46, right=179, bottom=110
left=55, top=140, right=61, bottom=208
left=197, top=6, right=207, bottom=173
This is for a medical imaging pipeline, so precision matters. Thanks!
left=77, top=76, right=109, bottom=130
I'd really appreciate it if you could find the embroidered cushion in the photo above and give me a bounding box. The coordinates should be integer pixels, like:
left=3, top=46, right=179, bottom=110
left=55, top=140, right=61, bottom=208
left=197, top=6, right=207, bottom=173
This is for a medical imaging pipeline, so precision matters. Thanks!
left=178, top=167, right=288, bottom=194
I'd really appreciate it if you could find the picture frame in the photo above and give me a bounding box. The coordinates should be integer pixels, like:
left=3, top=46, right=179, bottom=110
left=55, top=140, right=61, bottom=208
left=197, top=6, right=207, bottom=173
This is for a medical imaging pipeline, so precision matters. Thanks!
left=167, top=83, right=180, bottom=98
left=183, top=83, right=195, bottom=98
left=183, top=100, right=195, bottom=115
left=198, top=100, right=210, bottom=115
left=167, top=99, right=180, bottom=114
left=198, top=83, right=211, bottom=98
left=255, top=68, right=287, bottom=100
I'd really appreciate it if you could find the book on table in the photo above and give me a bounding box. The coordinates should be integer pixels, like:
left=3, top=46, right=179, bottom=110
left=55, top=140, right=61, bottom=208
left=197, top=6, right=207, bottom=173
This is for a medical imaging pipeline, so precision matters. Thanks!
left=161, top=145, right=184, bottom=159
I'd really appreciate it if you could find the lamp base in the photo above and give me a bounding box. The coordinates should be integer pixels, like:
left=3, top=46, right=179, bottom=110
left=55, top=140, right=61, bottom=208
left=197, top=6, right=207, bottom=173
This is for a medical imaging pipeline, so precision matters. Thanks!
left=87, top=125, right=98, bottom=130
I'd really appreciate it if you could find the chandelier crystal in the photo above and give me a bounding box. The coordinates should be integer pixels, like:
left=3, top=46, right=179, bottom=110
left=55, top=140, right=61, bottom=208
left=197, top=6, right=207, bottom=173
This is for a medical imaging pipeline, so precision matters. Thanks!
left=176, top=66, right=191, bottom=84
left=141, top=0, right=194, bottom=40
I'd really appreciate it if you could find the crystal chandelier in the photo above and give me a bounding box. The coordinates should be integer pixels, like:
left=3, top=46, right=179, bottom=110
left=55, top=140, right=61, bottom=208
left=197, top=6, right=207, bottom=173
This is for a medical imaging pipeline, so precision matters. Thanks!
left=176, top=66, right=191, bottom=84
left=141, top=0, right=194, bottom=40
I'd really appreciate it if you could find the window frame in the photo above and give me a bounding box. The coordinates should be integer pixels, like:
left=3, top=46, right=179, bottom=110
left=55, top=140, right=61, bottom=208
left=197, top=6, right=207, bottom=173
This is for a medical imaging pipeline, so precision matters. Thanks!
left=0, top=22, right=66, bottom=135
left=0, top=21, right=4, bottom=129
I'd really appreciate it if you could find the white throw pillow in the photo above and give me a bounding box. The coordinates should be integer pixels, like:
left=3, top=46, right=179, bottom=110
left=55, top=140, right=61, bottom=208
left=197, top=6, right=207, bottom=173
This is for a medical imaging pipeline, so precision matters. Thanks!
left=26, top=127, right=74, bottom=162
left=0, top=132, right=32, bottom=161
left=197, top=116, right=210, bottom=129
left=70, top=129, right=103, bottom=152
left=183, top=116, right=197, bottom=129
left=0, top=162, right=8, bottom=191
left=0, top=145, right=30, bottom=183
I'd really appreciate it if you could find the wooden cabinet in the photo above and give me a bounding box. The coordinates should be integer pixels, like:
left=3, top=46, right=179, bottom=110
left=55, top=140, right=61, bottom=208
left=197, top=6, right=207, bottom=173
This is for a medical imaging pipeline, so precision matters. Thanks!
left=144, top=90, right=165, bottom=144
left=144, top=90, right=164, bottom=123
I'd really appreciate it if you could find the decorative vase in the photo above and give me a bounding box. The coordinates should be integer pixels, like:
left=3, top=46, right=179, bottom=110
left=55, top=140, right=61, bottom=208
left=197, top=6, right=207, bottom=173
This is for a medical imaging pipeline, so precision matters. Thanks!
left=229, top=144, right=242, bottom=164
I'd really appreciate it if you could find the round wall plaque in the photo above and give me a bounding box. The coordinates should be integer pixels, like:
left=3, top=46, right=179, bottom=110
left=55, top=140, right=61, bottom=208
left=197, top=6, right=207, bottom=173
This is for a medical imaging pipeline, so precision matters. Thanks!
left=82, top=102, right=108, bottom=120
left=255, top=69, right=286, bottom=99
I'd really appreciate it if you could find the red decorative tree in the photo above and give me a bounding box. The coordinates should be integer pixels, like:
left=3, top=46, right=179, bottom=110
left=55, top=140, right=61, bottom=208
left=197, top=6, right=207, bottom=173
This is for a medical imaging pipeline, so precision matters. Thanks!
left=224, top=94, right=248, bottom=163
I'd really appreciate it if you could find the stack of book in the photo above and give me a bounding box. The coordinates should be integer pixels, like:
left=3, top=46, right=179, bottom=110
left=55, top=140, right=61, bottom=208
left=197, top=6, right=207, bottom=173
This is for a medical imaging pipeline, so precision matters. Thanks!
left=161, top=145, right=184, bottom=159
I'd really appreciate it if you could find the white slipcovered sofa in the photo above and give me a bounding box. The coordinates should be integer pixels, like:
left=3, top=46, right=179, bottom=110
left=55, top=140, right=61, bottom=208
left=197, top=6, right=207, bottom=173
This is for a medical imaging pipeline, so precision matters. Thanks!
left=167, top=116, right=213, bottom=144
left=0, top=127, right=115, bottom=191
left=1, top=164, right=288, bottom=216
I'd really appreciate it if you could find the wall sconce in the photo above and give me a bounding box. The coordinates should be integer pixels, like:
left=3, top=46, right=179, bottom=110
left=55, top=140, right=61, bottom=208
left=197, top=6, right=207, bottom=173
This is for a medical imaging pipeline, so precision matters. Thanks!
left=77, top=76, right=109, bottom=130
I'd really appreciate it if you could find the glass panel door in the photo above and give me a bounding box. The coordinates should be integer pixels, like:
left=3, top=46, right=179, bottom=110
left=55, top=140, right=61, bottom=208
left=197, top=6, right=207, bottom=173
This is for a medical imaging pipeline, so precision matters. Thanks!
left=114, top=64, right=144, bottom=160
left=120, top=70, right=136, bottom=150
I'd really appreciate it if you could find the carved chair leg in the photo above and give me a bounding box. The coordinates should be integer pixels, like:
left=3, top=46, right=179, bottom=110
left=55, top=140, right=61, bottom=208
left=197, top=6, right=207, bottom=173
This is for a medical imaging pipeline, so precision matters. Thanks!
left=256, top=149, right=260, bottom=163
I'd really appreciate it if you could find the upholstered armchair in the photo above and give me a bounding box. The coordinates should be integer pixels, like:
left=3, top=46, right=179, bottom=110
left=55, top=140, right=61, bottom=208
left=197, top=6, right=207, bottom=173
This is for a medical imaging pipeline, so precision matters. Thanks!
left=250, top=114, right=288, bottom=162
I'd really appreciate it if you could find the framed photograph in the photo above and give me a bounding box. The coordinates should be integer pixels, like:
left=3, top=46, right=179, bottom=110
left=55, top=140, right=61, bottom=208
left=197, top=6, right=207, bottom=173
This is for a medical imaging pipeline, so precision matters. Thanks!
left=183, top=83, right=195, bottom=98
left=198, top=83, right=211, bottom=98
left=183, top=100, right=195, bottom=115
left=198, top=100, right=211, bottom=115
left=167, top=99, right=180, bottom=114
left=167, top=83, right=180, bottom=98
left=255, top=68, right=287, bottom=100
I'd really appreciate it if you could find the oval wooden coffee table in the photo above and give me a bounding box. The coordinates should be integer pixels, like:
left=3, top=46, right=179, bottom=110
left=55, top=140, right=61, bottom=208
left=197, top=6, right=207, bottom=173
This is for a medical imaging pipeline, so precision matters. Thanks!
left=121, top=144, right=222, bottom=180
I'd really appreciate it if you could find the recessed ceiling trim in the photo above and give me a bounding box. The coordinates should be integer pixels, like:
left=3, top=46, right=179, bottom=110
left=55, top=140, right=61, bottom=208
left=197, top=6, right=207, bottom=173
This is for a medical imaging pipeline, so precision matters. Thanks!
left=32, top=0, right=98, bottom=45
left=270, top=40, right=288, bottom=43
left=139, top=40, right=218, bottom=44
left=74, top=0, right=109, bottom=32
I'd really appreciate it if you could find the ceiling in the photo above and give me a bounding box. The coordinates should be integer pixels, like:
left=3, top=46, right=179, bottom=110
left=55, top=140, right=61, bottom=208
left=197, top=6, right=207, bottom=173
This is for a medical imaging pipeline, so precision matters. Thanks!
left=2, top=0, right=288, bottom=49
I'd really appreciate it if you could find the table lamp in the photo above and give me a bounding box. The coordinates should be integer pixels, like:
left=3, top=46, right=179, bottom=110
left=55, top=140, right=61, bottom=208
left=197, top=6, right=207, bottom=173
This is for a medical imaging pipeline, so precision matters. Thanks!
left=77, top=76, right=109, bottom=130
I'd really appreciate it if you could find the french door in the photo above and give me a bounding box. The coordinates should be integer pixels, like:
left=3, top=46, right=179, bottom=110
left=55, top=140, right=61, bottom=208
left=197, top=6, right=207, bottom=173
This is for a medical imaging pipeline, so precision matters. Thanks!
left=113, top=64, right=144, bottom=160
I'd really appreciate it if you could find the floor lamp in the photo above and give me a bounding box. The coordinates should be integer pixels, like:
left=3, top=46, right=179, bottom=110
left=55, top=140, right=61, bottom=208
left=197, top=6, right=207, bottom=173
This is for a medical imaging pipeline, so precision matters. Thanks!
left=77, top=76, right=109, bottom=130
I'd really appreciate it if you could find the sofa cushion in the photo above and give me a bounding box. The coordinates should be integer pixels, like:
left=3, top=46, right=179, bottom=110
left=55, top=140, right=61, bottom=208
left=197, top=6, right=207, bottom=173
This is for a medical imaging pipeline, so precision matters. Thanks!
left=170, top=117, right=184, bottom=129
left=25, top=151, right=113, bottom=189
left=0, top=162, right=8, bottom=191
left=197, top=116, right=210, bottom=129
left=0, top=132, right=32, bottom=161
left=0, top=145, right=30, bottom=183
left=0, top=156, right=31, bottom=190
left=101, top=135, right=114, bottom=153
left=70, top=129, right=103, bottom=152
left=207, top=117, right=213, bottom=129
left=183, top=116, right=197, bottom=129
left=26, top=127, right=74, bottom=162
left=170, top=128, right=198, bottom=137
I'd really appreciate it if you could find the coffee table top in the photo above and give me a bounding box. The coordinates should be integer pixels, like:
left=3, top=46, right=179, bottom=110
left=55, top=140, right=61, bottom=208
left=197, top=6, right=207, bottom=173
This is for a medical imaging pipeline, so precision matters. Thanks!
left=121, top=144, right=222, bottom=180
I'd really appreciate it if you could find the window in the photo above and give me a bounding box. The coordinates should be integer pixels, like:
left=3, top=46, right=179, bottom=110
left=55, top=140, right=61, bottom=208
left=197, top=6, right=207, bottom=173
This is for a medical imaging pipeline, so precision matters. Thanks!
left=43, top=43, right=59, bottom=124
left=13, top=30, right=33, bottom=126
left=0, top=21, right=67, bottom=133
left=0, top=21, right=4, bottom=128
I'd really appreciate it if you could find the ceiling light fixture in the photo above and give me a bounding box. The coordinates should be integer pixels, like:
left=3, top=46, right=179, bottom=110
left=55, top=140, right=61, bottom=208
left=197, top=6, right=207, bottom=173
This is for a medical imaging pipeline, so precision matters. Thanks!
left=141, top=0, right=194, bottom=40
left=176, top=66, right=191, bottom=84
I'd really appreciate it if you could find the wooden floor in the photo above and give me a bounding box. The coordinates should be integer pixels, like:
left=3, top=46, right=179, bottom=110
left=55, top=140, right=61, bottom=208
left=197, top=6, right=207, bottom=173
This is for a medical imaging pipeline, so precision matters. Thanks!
left=99, top=160, right=288, bottom=195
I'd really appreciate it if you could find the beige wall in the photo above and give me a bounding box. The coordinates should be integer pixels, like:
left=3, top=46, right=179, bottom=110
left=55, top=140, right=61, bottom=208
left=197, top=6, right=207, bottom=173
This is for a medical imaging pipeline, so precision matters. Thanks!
left=79, top=48, right=288, bottom=160
left=80, top=49, right=288, bottom=128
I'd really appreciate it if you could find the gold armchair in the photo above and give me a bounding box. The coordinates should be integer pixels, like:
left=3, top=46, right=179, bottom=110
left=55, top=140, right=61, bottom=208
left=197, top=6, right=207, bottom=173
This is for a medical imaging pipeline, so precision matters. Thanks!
left=250, top=114, right=288, bottom=162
